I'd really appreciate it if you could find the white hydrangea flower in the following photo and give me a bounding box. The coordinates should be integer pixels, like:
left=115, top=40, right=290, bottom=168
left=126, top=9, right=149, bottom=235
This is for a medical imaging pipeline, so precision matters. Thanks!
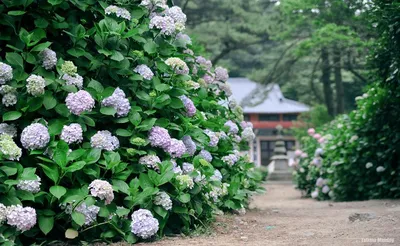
left=241, top=127, right=255, bottom=142
left=182, top=162, right=194, bottom=174
left=65, top=202, right=100, bottom=226
left=26, top=74, right=46, bottom=96
left=140, top=0, right=168, bottom=10
left=17, top=175, right=41, bottom=193
left=61, top=123, right=83, bottom=144
left=66, top=90, right=95, bottom=115
left=0, top=134, right=22, bottom=160
left=322, top=185, right=330, bottom=194
left=139, top=155, right=161, bottom=170
left=6, top=205, right=37, bottom=231
left=149, top=16, right=176, bottom=35
left=105, top=5, right=131, bottom=20
left=211, top=169, right=223, bottom=182
left=311, top=190, right=319, bottom=198
left=0, top=203, right=6, bottom=224
left=0, top=123, right=17, bottom=137
left=62, top=74, right=83, bottom=89
left=365, top=162, right=373, bottom=169
left=165, top=6, right=187, bottom=25
left=89, top=180, right=114, bottom=205
left=101, top=88, right=131, bottom=117
left=215, top=67, right=229, bottom=82
left=376, top=166, right=385, bottom=172
left=1, top=93, right=17, bottom=107
left=176, top=174, right=194, bottom=189
left=165, top=57, right=189, bottom=75
left=0, top=62, right=13, bottom=84
left=39, top=48, right=57, bottom=70
left=134, top=65, right=154, bottom=80
left=154, top=192, right=172, bottom=210
left=131, top=209, right=159, bottom=239
left=20, top=123, right=50, bottom=150
left=90, top=130, right=119, bottom=151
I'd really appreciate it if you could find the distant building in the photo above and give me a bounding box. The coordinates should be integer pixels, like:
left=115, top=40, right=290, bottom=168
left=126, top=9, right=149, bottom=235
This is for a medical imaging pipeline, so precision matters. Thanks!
left=229, top=78, right=310, bottom=167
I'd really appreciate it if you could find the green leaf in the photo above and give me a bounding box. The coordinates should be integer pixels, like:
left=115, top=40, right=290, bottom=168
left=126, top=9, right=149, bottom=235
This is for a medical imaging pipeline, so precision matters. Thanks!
left=31, top=42, right=52, bottom=52
left=43, top=93, right=57, bottom=110
left=16, top=190, right=35, bottom=201
left=67, top=47, right=86, bottom=57
left=116, top=129, right=132, bottom=137
left=170, top=97, right=184, bottom=109
left=144, top=41, right=157, bottom=54
left=2, top=111, right=22, bottom=121
left=86, top=148, right=102, bottom=164
left=154, top=206, right=168, bottom=218
left=35, top=18, right=49, bottom=28
left=39, top=216, right=54, bottom=235
left=72, top=211, right=85, bottom=226
left=8, top=11, right=26, bottom=16
left=136, top=118, right=156, bottom=131
left=48, top=0, right=64, bottom=5
left=55, top=104, right=71, bottom=117
left=50, top=186, right=67, bottom=199
left=112, top=180, right=130, bottom=195
left=68, top=149, right=86, bottom=161
left=139, top=173, right=153, bottom=189
left=129, top=112, right=142, bottom=126
left=155, top=84, right=170, bottom=92
left=87, top=79, right=104, bottom=93
left=178, top=193, right=191, bottom=203
left=39, top=163, right=59, bottom=184
left=81, top=115, right=96, bottom=127
left=111, top=51, right=124, bottom=62
left=100, top=106, right=117, bottom=116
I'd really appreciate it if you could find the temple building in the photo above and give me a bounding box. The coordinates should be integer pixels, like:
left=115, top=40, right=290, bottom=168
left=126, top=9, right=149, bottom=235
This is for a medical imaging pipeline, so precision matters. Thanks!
left=228, top=77, right=310, bottom=167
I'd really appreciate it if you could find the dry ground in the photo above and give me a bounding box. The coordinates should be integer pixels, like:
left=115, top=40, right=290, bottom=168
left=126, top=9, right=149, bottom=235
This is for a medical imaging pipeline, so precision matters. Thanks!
left=128, top=181, right=400, bottom=246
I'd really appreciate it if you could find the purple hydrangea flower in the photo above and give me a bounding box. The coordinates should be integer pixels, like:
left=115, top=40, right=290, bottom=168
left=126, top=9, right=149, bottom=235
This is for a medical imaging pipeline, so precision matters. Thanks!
left=89, top=180, right=114, bottom=205
left=154, top=192, right=172, bottom=210
left=17, top=175, right=41, bottom=193
left=222, top=154, right=238, bottom=166
left=182, top=162, right=194, bottom=174
left=182, top=135, right=196, bottom=156
left=90, top=130, right=119, bottom=151
left=0, top=62, right=13, bottom=84
left=215, top=67, right=229, bottom=82
left=134, top=65, right=154, bottom=80
left=149, top=16, right=176, bottom=35
left=166, top=138, right=186, bottom=158
left=211, top=169, right=222, bottom=182
left=224, top=120, right=239, bottom=134
left=149, top=126, right=171, bottom=149
left=62, top=74, right=83, bottom=89
left=196, top=56, right=212, bottom=70
left=20, top=123, right=50, bottom=150
left=39, top=48, right=57, bottom=70
left=102, top=88, right=131, bottom=117
left=66, top=90, right=95, bottom=115
left=165, top=6, right=187, bottom=24
left=179, top=95, right=196, bottom=117
left=204, top=129, right=219, bottom=147
left=198, top=150, right=213, bottom=163
left=105, top=5, right=131, bottom=20
left=61, top=123, right=83, bottom=144
left=6, top=205, right=36, bottom=231
left=139, top=155, right=161, bottom=170
left=131, top=209, right=159, bottom=239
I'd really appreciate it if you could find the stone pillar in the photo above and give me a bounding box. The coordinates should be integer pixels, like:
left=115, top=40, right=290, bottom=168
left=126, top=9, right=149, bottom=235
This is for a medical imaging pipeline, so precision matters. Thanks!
left=268, top=125, right=292, bottom=181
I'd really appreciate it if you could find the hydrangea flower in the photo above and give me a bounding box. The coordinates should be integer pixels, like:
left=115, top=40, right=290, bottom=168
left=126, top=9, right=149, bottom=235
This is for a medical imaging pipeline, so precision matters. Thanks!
left=222, top=154, right=238, bottom=166
left=315, top=148, right=324, bottom=156
left=0, top=134, right=22, bottom=161
left=185, top=80, right=200, bottom=90
left=307, top=128, right=315, bottom=135
left=322, top=185, right=330, bottom=194
left=179, top=95, right=196, bottom=117
left=0, top=62, right=13, bottom=84
left=365, top=162, right=373, bottom=169
left=65, top=203, right=100, bottom=226
left=229, top=99, right=238, bottom=109
left=165, top=57, right=189, bottom=75
left=0, top=203, right=6, bottom=223
left=61, top=61, right=77, bottom=75
left=140, top=0, right=168, bottom=10
left=17, top=175, right=41, bottom=193
left=90, top=130, right=119, bottom=151
left=166, top=138, right=186, bottom=158
left=134, top=65, right=154, bottom=80
left=131, top=209, right=159, bottom=239
left=62, top=74, right=83, bottom=89
left=66, top=90, right=95, bottom=115
left=376, top=166, right=385, bottom=172
left=204, top=129, right=219, bottom=147
left=165, top=6, right=187, bottom=25
left=0, top=123, right=17, bottom=137
left=313, top=133, right=321, bottom=140
left=240, top=121, right=253, bottom=129
left=203, top=73, right=215, bottom=84
left=154, top=192, right=172, bottom=210
left=182, top=162, right=194, bottom=174
left=139, top=155, right=161, bottom=170
left=241, top=127, right=255, bottom=142
left=20, top=123, right=50, bottom=150
left=6, top=205, right=36, bottom=231
left=148, top=126, right=171, bottom=149
left=311, top=190, right=319, bottom=198
left=176, top=33, right=192, bottom=46
left=149, top=16, right=176, bottom=35
left=26, top=75, right=46, bottom=96
left=182, top=135, right=196, bottom=156
left=217, top=82, right=232, bottom=96
left=105, top=5, right=131, bottom=20
left=198, top=150, right=213, bottom=163
left=176, top=174, right=194, bottom=189
left=316, top=177, right=325, bottom=187
left=210, top=169, right=222, bottom=182
left=39, top=48, right=57, bottom=70
left=89, top=180, right=114, bottom=205
left=171, top=159, right=183, bottom=174
left=1, top=93, right=17, bottom=107
left=102, top=88, right=131, bottom=117
left=215, top=67, right=229, bottom=82
left=196, top=56, right=212, bottom=70
left=61, top=123, right=83, bottom=144
left=224, top=120, right=239, bottom=134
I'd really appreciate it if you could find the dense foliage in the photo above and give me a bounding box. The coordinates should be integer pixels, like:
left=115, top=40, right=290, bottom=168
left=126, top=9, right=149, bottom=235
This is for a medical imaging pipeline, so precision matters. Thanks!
left=0, top=0, right=262, bottom=244
left=292, top=0, right=400, bottom=201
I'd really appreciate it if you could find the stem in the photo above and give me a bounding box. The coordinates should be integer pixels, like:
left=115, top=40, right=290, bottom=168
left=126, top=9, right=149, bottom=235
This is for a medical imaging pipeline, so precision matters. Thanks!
left=80, top=221, right=111, bottom=233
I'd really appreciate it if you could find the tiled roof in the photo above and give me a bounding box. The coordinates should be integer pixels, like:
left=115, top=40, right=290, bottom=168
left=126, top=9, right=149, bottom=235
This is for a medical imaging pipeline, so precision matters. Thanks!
left=228, top=77, right=310, bottom=114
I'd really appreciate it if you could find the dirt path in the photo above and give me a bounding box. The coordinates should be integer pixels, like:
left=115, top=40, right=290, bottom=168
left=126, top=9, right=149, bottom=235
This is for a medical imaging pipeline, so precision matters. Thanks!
left=134, top=181, right=400, bottom=246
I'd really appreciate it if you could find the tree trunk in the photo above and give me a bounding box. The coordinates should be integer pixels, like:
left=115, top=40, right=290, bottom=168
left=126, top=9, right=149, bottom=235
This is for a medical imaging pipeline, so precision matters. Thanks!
left=321, top=48, right=335, bottom=116
left=333, top=48, right=344, bottom=114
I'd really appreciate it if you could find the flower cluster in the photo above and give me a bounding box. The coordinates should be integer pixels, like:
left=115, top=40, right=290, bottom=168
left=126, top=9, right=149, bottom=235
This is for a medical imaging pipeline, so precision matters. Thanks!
left=0, top=85, right=17, bottom=107
left=196, top=56, right=212, bottom=70
left=0, top=62, right=13, bottom=84
left=0, top=203, right=6, bottom=223
left=102, top=88, right=131, bottom=117
left=211, top=169, right=223, bottom=182
left=62, top=74, right=83, bottom=89
left=131, top=209, right=159, bottom=239
left=153, top=192, right=172, bottom=210
left=61, top=123, right=83, bottom=144
left=176, top=33, right=192, bottom=46
left=90, top=130, right=119, bottom=151
left=179, top=95, right=196, bottom=116
left=204, top=129, right=219, bottom=147
left=89, top=180, right=114, bottom=205
left=182, top=162, right=194, bottom=174
left=165, top=6, right=187, bottom=25
left=61, top=61, right=77, bottom=75
left=20, top=123, right=50, bottom=150
left=182, top=135, right=196, bottom=156
left=149, top=126, right=171, bottom=149
left=140, top=0, right=168, bottom=10
left=165, top=57, right=189, bottom=75
left=17, top=175, right=41, bottom=193
left=0, top=123, right=17, bottom=137
left=6, top=205, right=36, bottom=231
left=224, top=120, right=239, bottom=134
left=176, top=174, right=194, bottom=189
left=134, top=65, right=154, bottom=80
left=39, top=48, right=57, bottom=70
left=26, top=75, right=46, bottom=96
left=222, top=154, right=238, bottom=166
left=198, top=150, right=213, bottom=163
left=149, top=16, right=176, bottom=35
left=0, top=134, right=22, bottom=161
left=66, top=90, right=95, bottom=115
left=105, top=5, right=131, bottom=20
left=65, top=203, right=100, bottom=226
left=166, top=138, right=186, bottom=158
left=215, top=67, right=229, bottom=82
left=241, top=127, right=255, bottom=142
left=139, top=155, right=161, bottom=170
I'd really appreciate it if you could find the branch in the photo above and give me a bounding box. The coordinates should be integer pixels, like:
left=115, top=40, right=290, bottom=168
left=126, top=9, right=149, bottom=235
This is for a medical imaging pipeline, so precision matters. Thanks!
left=310, top=56, right=324, bottom=103
left=182, top=0, right=190, bottom=12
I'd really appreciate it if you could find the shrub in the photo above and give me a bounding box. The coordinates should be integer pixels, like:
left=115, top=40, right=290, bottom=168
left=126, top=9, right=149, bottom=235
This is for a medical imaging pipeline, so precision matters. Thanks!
left=0, top=1, right=261, bottom=244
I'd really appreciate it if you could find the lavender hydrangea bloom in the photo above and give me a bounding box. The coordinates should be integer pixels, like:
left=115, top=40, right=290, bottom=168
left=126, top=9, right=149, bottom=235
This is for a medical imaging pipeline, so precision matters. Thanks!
left=21, top=123, right=50, bottom=150
left=90, top=130, right=119, bottom=151
left=154, top=192, right=172, bottom=210
left=105, top=5, right=131, bottom=20
left=39, top=48, right=57, bottom=70
left=222, top=154, right=238, bottom=166
left=241, top=127, right=255, bottom=142
left=61, top=123, right=83, bottom=144
left=65, top=203, right=100, bottom=226
left=170, top=159, right=183, bottom=174
left=217, top=82, right=232, bottom=96
left=165, top=58, right=189, bottom=75
left=89, top=180, right=114, bottom=205
left=149, top=126, right=171, bottom=149
left=182, top=135, right=196, bottom=156
left=6, top=205, right=36, bottom=231
left=182, top=162, right=194, bottom=174
left=176, top=33, right=192, bottom=46
left=102, top=88, right=131, bottom=117
left=215, top=67, right=229, bottom=82
left=139, top=155, right=161, bottom=170
left=66, top=90, right=95, bottom=115
left=0, top=123, right=17, bottom=137
left=134, top=65, right=154, bottom=80
left=0, top=203, right=6, bottom=223
left=17, top=175, right=41, bottom=193
left=0, top=134, right=22, bottom=160
left=211, top=169, right=223, bottom=182
left=224, top=120, right=239, bottom=134
left=204, top=129, right=219, bottom=147
left=198, top=150, right=213, bottom=163
left=240, top=121, right=253, bottom=129
left=316, top=177, right=325, bottom=187
left=179, top=95, right=196, bottom=117
left=196, top=56, right=212, bottom=70
left=165, top=6, right=187, bottom=24
left=0, top=62, right=13, bottom=84
left=322, top=185, right=330, bottom=194
left=26, top=75, right=46, bottom=96
left=62, top=74, right=83, bottom=89
left=203, top=73, right=215, bottom=84
left=131, top=209, right=159, bottom=239
left=140, top=0, right=168, bottom=10
left=166, top=138, right=186, bottom=158
left=149, top=16, right=176, bottom=35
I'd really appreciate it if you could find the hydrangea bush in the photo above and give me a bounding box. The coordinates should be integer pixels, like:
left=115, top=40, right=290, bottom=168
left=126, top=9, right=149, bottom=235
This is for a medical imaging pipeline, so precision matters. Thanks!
left=0, top=0, right=261, bottom=244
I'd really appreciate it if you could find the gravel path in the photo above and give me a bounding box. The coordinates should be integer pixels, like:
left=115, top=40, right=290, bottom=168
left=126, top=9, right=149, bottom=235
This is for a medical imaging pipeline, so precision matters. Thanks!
left=133, top=181, right=400, bottom=246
